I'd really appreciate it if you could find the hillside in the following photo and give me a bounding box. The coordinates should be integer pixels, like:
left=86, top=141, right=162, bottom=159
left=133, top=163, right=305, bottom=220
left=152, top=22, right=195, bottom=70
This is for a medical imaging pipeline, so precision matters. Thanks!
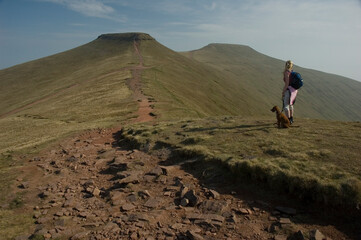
left=181, top=43, right=361, bottom=121
left=1, top=33, right=361, bottom=239
left=0, top=33, right=154, bottom=154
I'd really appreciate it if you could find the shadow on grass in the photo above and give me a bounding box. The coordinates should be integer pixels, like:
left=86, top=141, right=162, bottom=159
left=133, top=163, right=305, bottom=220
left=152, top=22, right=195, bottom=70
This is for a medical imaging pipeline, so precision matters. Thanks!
left=111, top=128, right=361, bottom=240
left=184, top=123, right=275, bottom=133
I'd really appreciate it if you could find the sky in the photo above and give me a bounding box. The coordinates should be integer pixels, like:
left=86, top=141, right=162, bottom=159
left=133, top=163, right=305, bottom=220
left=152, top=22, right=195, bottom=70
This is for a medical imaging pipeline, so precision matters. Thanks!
left=1, top=0, right=361, bottom=81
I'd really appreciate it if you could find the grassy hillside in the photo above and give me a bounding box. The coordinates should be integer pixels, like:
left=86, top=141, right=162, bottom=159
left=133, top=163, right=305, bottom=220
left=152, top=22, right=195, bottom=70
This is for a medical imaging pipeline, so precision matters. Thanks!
left=0, top=33, right=150, bottom=154
left=138, top=40, right=259, bottom=120
left=181, top=44, right=361, bottom=121
left=2, top=34, right=361, bottom=156
left=120, top=117, right=361, bottom=208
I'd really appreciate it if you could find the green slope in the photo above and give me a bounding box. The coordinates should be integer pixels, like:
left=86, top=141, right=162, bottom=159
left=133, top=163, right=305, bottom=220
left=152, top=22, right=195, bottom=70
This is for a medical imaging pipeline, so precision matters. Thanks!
left=181, top=43, right=361, bottom=121
left=138, top=40, right=268, bottom=120
left=1, top=32, right=361, bottom=154
left=0, top=33, right=150, bottom=153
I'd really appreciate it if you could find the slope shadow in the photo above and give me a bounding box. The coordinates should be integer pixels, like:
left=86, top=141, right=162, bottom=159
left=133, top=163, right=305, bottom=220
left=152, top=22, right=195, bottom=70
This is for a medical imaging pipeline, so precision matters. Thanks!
left=111, top=127, right=361, bottom=239
left=158, top=150, right=361, bottom=240
left=183, top=123, right=275, bottom=133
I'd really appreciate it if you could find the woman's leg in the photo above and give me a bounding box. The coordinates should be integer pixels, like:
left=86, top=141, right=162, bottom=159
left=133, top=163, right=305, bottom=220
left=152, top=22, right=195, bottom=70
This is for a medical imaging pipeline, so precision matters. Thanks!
left=289, top=105, right=294, bottom=123
left=283, top=90, right=291, bottom=118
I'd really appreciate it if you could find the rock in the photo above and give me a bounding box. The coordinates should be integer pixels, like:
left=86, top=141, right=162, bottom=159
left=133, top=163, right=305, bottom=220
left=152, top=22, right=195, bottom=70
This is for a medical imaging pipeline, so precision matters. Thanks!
left=43, top=233, right=51, bottom=239
left=139, top=190, right=151, bottom=198
left=238, top=208, right=251, bottom=215
left=78, top=211, right=90, bottom=218
left=147, top=166, right=164, bottom=176
left=279, top=218, right=292, bottom=224
left=310, top=229, right=325, bottom=240
left=208, top=190, right=220, bottom=200
left=36, top=217, right=51, bottom=224
left=164, top=186, right=179, bottom=192
left=127, top=194, right=138, bottom=202
left=186, top=213, right=225, bottom=223
left=130, top=232, right=138, bottom=240
left=143, top=175, right=156, bottom=182
left=92, top=187, right=101, bottom=197
left=66, top=156, right=78, bottom=162
left=289, top=230, right=306, bottom=240
left=186, top=230, right=204, bottom=240
left=110, top=192, right=125, bottom=205
left=109, top=162, right=128, bottom=173
left=18, top=182, right=29, bottom=189
left=144, top=198, right=160, bottom=208
left=160, top=166, right=169, bottom=175
left=269, top=216, right=277, bottom=221
left=274, top=235, right=288, bottom=240
left=275, top=206, right=297, bottom=215
left=170, top=223, right=183, bottom=230
left=82, top=179, right=95, bottom=187
left=223, top=211, right=238, bottom=223
left=184, top=190, right=199, bottom=207
left=180, top=198, right=189, bottom=207
left=54, top=211, right=64, bottom=217
left=54, top=219, right=65, bottom=227
left=71, top=231, right=90, bottom=240
left=180, top=186, right=189, bottom=198
left=33, top=212, right=41, bottom=219
left=121, top=203, right=136, bottom=211
left=38, top=191, right=50, bottom=199
left=199, top=200, right=228, bottom=214
left=266, top=223, right=280, bottom=233
left=118, top=172, right=141, bottom=184
left=163, top=191, right=172, bottom=196
left=63, top=198, right=76, bottom=208
left=103, top=222, right=120, bottom=231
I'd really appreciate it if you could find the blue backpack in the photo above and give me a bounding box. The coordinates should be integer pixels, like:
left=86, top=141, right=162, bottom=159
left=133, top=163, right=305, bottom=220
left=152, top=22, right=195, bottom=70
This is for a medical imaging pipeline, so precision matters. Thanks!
left=290, top=72, right=303, bottom=89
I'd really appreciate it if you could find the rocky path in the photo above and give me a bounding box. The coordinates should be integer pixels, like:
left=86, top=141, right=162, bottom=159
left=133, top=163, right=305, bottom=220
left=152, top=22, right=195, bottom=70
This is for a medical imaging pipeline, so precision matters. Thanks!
left=129, top=40, right=154, bottom=123
left=13, top=126, right=349, bottom=240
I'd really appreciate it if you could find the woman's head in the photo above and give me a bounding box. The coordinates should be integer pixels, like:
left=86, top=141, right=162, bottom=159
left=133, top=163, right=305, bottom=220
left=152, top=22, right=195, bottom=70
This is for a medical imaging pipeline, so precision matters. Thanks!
left=285, top=60, right=293, bottom=71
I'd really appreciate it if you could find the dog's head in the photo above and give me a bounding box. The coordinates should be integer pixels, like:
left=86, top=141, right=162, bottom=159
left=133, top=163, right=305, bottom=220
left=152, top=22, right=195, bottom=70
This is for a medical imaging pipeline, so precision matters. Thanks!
left=270, top=106, right=280, bottom=112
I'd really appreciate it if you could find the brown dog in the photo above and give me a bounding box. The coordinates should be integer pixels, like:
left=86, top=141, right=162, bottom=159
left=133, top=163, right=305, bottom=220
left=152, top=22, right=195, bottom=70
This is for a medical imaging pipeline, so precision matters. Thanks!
left=271, top=106, right=290, bottom=128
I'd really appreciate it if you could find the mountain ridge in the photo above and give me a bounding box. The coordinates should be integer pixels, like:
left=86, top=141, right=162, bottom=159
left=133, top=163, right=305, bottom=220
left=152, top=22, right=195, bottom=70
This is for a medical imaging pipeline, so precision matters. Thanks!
left=1, top=32, right=361, bottom=123
left=181, top=42, right=361, bottom=121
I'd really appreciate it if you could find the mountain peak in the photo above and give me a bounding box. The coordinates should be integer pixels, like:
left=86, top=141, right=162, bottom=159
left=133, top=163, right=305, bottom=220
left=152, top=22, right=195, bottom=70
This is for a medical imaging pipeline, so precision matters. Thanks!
left=97, top=32, right=155, bottom=41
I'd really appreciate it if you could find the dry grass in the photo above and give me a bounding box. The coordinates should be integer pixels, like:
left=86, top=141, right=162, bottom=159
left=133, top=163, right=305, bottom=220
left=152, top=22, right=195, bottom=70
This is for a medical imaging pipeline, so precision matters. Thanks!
left=120, top=116, right=361, bottom=207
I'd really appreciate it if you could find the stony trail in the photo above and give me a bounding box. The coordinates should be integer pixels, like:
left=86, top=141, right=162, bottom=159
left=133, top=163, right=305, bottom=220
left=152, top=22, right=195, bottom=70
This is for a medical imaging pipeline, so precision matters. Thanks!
left=12, top=126, right=352, bottom=240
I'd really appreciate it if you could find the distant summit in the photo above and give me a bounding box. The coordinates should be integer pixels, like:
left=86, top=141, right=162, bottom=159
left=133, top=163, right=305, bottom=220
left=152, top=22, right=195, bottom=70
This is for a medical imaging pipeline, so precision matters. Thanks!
left=97, top=32, right=155, bottom=41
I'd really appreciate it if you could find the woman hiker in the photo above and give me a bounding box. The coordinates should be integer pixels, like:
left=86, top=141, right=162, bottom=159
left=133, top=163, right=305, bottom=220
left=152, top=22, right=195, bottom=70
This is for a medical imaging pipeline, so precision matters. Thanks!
left=282, top=60, right=298, bottom=124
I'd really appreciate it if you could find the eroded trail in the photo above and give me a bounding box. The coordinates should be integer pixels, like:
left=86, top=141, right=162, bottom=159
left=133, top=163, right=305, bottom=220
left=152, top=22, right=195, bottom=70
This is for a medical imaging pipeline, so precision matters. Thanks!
left=127, top=40, right=154, bottom=123
left=12, top=125, right=354, bottom=240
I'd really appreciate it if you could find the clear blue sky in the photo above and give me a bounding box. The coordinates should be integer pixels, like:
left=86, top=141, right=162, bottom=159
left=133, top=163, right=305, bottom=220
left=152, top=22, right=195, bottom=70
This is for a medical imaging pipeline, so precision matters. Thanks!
left=1, top=0, right=361, bottom=81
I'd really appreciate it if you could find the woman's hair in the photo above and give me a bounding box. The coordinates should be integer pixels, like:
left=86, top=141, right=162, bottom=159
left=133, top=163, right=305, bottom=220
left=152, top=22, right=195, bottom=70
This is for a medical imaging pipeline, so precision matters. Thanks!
left=285, top=60, right=293, bottom=71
